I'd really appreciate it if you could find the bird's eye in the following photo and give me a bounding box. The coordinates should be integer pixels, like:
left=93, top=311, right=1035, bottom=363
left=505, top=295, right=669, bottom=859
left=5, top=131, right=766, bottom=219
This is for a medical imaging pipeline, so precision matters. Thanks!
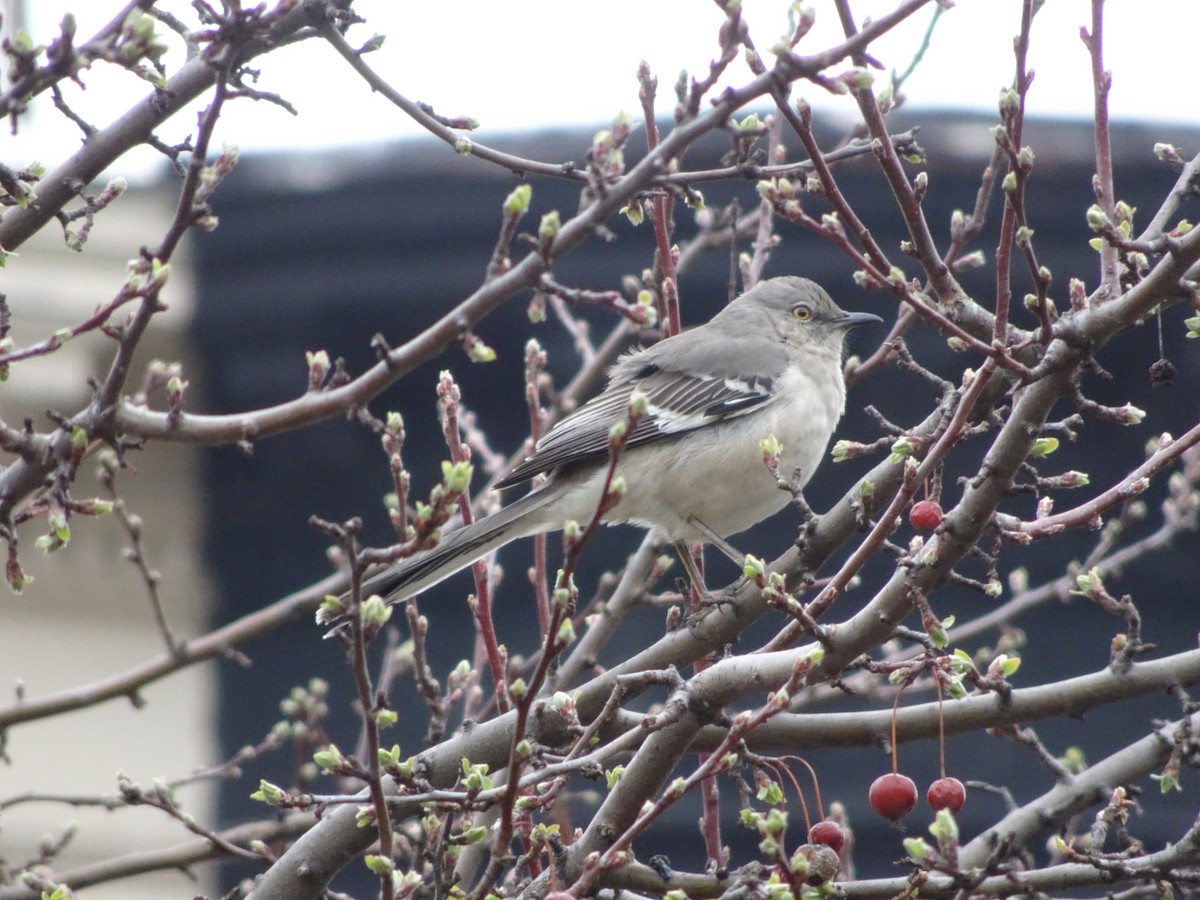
left=791, top=303, right=813, bottom=321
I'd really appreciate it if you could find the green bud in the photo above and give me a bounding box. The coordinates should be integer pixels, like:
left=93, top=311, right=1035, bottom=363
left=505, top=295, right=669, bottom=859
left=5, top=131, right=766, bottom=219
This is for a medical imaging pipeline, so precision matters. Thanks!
left=664, top=776, right=688, bottom=799
left=49, top=511, right=70, bottom=543
left=362, top=594, right=392, bottom=627
left=759, top=433, right=783, bottom=460
left=313, top=745, right=343, bottom=773
left=799, top=646, right=824, bottom=669
left=365, top=854, right=394, bottom=876
left=6, top=558, right=31, bottom=593
left=877, top=79, right=895, bottom=111
left=538, top=210, right=560, bottom=242
left=1086, top=204, right=1110, bottom=232
left=903, top=836, right=931, bottom=861
left=1154, top=142, right=1181, bottom=162
left=504, top=184, right=532, bottom=216
left=1030, top=436, right=1059, bottom=457
left=988, top=653, right=1021, bottom=677
left=1075, top=568, right=1101, bottom=594
left=319, top=595, right=345, bottom=620
left=373, top=707, right=399, bottom=731
left=929, top=807, right=959, bottom=843
left=250, top=779, right=286, bottom=806
left=466, top=337, right=496, bottom=362
left=460, top=759, right=493, bottom=791
left=756, top=779, right=784, bottom=806
left=556, top=617, right=576, bottom=645
left=743, top=554, right=766, bottom=579
left=1151, top=771, right=1182, bottom=793
left=845, top=67, right=874, bottom=90
left=890, top=436, right=914, bottom=463
left=627, top=390, right=648, bottom=417
left=1119, top=403, right=1146, bottom=425
left=441, top=460, right=473, bottom=493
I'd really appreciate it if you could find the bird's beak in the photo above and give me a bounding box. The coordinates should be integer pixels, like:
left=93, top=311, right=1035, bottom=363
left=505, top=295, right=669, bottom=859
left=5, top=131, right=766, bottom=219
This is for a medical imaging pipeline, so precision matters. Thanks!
left=838, top=310, right=884, bottom=329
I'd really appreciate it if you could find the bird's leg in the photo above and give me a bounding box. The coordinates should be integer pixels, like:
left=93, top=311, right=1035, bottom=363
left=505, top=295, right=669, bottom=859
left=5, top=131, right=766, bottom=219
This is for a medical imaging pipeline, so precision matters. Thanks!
left=678, top=516, right=748, bottom=620
left=673, top=540, right=709, bottom=601
left=673, top=540, right=732, bottom=636
left=686, top=515, right=745, bottom=566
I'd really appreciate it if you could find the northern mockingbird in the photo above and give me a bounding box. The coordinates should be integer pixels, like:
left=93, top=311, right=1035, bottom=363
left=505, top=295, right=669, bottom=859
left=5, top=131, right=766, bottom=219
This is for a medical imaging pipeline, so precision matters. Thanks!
left=325, top=276, right=879, bottom=619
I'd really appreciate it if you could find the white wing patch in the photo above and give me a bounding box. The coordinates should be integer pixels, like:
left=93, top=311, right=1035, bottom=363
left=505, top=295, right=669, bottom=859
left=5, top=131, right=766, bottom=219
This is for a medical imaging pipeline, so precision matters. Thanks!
left=497, top=367, right=779, bottom=487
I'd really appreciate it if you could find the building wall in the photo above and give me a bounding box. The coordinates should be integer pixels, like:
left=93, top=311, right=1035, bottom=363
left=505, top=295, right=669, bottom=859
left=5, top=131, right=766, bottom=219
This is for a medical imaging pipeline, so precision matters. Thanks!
left=0, top=186, right=217, bottom=898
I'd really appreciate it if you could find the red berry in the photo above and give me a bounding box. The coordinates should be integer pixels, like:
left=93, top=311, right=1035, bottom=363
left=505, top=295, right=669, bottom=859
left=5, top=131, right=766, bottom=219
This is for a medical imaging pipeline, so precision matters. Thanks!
left=909, top=499, right=943, bottom=531
left=808, top=819, right=845, bottom=852
left=927, top=776, right=966, bottom=814
left=869, top=773, right=917, bottom=821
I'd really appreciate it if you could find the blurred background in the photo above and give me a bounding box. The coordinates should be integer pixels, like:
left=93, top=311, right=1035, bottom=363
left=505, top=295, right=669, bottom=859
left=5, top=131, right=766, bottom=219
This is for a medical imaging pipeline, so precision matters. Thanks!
left=2, top=1, right=1200, bottom=896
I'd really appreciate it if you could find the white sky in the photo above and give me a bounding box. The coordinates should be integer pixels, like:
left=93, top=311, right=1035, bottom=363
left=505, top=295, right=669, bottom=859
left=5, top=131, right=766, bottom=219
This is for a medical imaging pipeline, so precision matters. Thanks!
left=4, top=2, right=1199, bottom=181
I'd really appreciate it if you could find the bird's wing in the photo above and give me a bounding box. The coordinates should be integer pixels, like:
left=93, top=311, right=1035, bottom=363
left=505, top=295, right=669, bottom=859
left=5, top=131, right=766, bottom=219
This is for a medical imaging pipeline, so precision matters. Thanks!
left=496, top=358, right=780, bottom=488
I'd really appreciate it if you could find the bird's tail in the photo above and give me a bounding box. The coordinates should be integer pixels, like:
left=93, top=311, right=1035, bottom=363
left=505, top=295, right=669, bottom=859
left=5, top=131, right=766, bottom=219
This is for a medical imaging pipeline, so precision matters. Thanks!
left=318, top=486, right=556, bottom=629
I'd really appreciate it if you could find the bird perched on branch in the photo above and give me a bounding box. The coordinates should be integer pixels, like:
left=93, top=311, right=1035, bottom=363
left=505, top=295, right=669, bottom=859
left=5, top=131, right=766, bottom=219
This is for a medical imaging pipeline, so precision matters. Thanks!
left=319, top=275, right=879, bottom=625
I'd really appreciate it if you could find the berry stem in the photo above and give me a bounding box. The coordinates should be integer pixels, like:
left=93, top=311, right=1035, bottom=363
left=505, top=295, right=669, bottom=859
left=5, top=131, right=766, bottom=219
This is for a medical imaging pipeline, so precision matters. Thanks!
left=778, top=759, right=813, bottom=831
left=785, top=754, right=826, bottom=821
left=889, top=686, right=904, bottom=773
left=935, top=672, right=946, bottom=779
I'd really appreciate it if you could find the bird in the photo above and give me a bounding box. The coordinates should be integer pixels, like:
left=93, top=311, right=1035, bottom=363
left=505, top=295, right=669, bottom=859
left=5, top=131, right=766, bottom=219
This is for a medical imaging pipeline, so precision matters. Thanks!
left=320, top=276, right=879, bottom=622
